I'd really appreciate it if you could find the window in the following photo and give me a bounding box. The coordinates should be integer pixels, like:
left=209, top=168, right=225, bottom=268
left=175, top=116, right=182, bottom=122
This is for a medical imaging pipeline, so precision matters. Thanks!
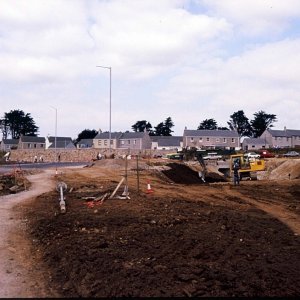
left=199, top=137, right=202, bottom=142
left=34, top=144, right=37, bottom=148
left=223, top=138, right=227, bottom=143
left=206, top=137, right=210, bottom=142
left=133, top=140, right=136, bottom=144
left=104, top=140, right=107, bottom=146
left=216, top=138, right=220, bottom=142
left=127, top=140, right=131, bottom=144
left=98, top=140, right=101, bottom=146
left=121, top=140, right=125, bottom=145
left=190, top=137, right=194, bottom=142
left=231, top=138, right=235, bottom=143
left=110, top=139, right=113, bottom=145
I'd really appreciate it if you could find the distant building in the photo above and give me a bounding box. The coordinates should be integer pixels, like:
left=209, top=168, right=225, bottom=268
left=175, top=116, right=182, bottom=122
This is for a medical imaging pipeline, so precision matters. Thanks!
left=151, top=136, right=183, bottom=151
left=183, top=128, right=239, bottom=150
left=260, top=128, right=300, bottom=149
left=46, top=136, right=76, bottom=149
left=242, top=138, right=269, bottom=151
left=93, top=131, right=152, bottom=150
left=77, top=139, right=94, bottom=148
left=18, top=135, right=46, bottom=149
left=0, top=139, right=19, bottom=151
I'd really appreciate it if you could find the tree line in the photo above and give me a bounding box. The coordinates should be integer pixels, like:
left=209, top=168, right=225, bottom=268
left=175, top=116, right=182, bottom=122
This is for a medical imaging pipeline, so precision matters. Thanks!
left=0, top=109, right=277, bottom=142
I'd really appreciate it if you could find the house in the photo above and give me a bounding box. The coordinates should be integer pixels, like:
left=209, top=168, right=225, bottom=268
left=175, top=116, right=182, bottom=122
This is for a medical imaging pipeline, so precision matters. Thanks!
left=260, top=128, right=300, bottom=149
left=183, top=128, right=239, bottom=150
left=77, top=139, right=94, bottom=149
left=0, top=139, right=19, bottom=151
left=93, top=131, right=122, bottom=149
left=93, top=130, right=152, bottom=150
left=242, top=138, right=269, bottom=151
left=118, top=131, right=152, bottom=150
left=151, top=136, right=183, bottom=151
left=18, top=135, right=46, bottom=149
left=46, top=136, right=76, bottom=149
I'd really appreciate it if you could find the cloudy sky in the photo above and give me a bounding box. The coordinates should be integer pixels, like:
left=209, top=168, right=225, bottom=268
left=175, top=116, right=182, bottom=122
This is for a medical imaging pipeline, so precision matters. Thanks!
left=1, top=0, right=300, bottom=139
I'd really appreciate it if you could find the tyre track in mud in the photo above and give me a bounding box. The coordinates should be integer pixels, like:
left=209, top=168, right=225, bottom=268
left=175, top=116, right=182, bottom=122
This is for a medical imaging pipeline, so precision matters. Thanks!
left=223, top=185, right=300, bottom=235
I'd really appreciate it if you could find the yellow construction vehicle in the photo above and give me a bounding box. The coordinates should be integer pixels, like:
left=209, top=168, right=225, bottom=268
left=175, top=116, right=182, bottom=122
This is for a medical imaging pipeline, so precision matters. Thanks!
left=229, top=153, right=265, bottom=180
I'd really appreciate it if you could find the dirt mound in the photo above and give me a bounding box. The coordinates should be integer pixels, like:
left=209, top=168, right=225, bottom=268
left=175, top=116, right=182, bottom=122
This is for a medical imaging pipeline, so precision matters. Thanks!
left=161, top=163, right=226, bottom=184
left=268, top=158, right=300, bottom=180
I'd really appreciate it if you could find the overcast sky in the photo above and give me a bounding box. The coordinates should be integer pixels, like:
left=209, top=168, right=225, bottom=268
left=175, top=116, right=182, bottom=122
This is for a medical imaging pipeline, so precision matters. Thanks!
left=1, top=0, right=300, bottom=139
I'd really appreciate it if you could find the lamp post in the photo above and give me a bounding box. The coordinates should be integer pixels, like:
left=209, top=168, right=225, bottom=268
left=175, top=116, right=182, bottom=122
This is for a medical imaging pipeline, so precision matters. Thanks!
left=96, top=65, right=112, bottom=154
left=50, top=106, right=58, bottom=174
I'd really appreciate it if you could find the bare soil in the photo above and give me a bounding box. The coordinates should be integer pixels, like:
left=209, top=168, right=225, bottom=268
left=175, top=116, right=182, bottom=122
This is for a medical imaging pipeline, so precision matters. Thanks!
left=1, top=158, right=300, bottom=297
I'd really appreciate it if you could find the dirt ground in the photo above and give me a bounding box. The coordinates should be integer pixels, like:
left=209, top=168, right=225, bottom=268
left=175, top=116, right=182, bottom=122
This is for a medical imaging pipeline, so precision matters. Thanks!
left=2, top=157, right=300, bottom=297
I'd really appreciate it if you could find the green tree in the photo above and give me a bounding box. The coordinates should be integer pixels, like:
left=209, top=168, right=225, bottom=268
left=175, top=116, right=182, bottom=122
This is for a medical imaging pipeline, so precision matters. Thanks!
left=153, top=117, right=174, bottom=136
left=0, top=109, right=39, bottom=139
left=163, top=117, right=174, bottom=136
left=131, top=120, right=153, bottom=134
left=75, top=129, right=98, bottom=144
left=250, top=111, right=277, bottom=138
left=153, top=122, right=165, bottom=136
left=197, top=118, right=218, bottom=130
left=227, top=110, right=252, bottom=137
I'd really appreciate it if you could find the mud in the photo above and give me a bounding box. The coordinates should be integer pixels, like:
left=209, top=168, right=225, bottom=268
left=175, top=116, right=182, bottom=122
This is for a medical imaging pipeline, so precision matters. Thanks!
left=18, top=160, right=300, bottom=297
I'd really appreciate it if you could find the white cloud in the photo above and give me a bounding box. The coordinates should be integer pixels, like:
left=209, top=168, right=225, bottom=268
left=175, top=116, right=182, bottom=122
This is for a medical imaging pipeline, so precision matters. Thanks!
left=0, top=0, right=299, bottom=139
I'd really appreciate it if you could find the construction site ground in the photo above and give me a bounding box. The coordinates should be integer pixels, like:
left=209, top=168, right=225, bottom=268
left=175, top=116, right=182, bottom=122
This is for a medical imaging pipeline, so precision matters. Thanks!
left=1, top=157, right=300, bottom=297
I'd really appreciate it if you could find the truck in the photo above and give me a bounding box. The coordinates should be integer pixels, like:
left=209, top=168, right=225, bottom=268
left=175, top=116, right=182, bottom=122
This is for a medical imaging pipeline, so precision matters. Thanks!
left=229, top=153, right=265, bottom=180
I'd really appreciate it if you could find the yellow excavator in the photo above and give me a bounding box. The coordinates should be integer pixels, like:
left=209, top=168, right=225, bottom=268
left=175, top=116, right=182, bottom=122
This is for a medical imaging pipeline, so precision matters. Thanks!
left=229, top=153, right=265, bottom=180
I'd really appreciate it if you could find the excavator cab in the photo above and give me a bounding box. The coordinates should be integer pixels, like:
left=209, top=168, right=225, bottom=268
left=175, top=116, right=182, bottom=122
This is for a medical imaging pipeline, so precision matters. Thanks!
left=230, top=154, right=265, bottom=180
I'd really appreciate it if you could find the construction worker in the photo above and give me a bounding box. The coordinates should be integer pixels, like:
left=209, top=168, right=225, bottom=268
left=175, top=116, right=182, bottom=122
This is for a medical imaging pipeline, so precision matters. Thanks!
left=233, top=159, right=240, bottom=186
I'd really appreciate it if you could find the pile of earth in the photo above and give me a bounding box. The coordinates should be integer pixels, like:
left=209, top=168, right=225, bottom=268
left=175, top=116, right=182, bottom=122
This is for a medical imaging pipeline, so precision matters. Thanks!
left=0, top=172, right=30, bottom=196
left=162, top=162, right=227, bottom=184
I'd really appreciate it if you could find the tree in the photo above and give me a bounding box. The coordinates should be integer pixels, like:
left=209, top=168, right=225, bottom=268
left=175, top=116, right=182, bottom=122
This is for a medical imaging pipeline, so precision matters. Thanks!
left=131, top=120, right=153, bottom=134
left=154, top=117, right=174, bottom=136
left=163, top=117, right=174, bottom=136
left=75, top=129, right=98, bottom=144
left=0, top=109, right=39, bottom=139
left=227, top=110, right=252, bottom=137
left=197, top=118, right=218, bottom=130
left=250, top=111, right=277, bottom=138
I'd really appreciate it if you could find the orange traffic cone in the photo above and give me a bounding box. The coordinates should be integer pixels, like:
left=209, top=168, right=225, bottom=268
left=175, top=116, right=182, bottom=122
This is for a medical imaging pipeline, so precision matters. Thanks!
left=146, top=180, right=153, bottom=193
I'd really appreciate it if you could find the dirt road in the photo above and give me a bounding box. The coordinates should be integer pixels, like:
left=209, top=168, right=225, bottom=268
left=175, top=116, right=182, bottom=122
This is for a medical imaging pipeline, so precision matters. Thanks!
left=0, top=170, right=57, bottom=298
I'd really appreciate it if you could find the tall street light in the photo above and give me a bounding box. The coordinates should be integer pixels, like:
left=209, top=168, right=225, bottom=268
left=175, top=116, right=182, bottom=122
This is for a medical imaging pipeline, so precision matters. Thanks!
left=96, top=65, right=112, bottom=154
left=50, top=106, right=58, bottom=175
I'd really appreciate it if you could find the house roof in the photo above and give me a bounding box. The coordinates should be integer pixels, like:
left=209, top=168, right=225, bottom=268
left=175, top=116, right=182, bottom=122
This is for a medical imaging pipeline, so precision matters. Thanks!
left=151, top=136, right=182, bottom=147
left=268, top=129, right=300, bottom=137
left=243, top=138, right=267, bottom=145
left=120, top=132, right=146, bottom=139
left=78, top=139, right=94, bottom=146
left=19, top=136, right=45, bottom=143
left=2, top=139, right=19, bottom=145
left=94, top=131, right=122, bottom=139
left=48, top=136, right=72, bottom=142
left=48, top=141, right=75, bottom=148
left=183, top=129, right=239, bottom=138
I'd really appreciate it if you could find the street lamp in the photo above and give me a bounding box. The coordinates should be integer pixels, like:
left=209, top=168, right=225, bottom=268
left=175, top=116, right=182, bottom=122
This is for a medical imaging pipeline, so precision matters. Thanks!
left=96, top=65, right=112, bottom=154
left=50, top=106, right=58, bottom=174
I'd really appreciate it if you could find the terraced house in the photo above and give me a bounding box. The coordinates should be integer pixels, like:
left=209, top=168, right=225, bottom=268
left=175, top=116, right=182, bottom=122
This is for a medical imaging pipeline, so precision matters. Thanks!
left=183, top=128, right=239, bottom=150
left=260, top=128, right=300, bottom=149
left=93, top=130, right=152, bottom=150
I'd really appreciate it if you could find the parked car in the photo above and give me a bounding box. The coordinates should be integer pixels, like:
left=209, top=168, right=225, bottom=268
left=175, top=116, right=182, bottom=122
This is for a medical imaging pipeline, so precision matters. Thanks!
left=203, top=152, right=223, bottom=160
left=283, top=151, right=300, bottom=157
left=258, top=150, right=275, bottom=158
left=244, top=152, right=260, bottom=160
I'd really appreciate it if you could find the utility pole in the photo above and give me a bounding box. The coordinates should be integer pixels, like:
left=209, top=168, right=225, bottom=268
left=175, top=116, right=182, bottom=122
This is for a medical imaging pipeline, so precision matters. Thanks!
left=96, top=65, right=112, bottom=154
